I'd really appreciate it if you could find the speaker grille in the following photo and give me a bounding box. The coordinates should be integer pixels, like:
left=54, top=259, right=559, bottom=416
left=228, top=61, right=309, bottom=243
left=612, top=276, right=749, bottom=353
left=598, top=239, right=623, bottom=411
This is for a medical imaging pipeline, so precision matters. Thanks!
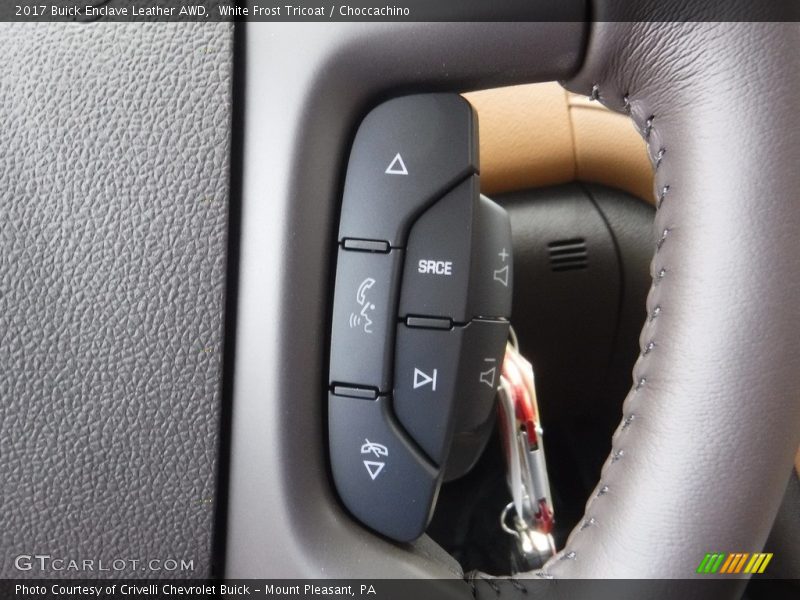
left=548, top=238, right=588, bottom=272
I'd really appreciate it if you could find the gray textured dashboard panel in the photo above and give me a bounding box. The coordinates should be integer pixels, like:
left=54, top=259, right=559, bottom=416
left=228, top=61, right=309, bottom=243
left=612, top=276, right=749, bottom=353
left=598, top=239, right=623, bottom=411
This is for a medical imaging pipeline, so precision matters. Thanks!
left=0, top=23, right=232, bottom=578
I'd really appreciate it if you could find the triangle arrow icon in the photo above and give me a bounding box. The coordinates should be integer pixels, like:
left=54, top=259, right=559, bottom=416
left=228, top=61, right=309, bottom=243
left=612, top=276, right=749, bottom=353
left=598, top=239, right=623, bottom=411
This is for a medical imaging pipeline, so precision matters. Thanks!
left=413, top=367, right=437, bottom=391
left=363, top=460, right=385, bottom=480
left=385, top=153, right=408, bottom=175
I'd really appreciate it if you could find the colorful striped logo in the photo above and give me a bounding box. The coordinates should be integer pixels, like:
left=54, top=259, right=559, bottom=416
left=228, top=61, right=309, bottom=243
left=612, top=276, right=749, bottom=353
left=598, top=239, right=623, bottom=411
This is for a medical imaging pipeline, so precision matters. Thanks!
left=696, top=552, right=773, bottom=574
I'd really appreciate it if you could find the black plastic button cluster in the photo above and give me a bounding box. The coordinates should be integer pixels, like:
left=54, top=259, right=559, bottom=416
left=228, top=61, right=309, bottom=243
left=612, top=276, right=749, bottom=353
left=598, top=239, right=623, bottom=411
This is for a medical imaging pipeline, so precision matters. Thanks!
left=328, top=94, right=512, bottom=542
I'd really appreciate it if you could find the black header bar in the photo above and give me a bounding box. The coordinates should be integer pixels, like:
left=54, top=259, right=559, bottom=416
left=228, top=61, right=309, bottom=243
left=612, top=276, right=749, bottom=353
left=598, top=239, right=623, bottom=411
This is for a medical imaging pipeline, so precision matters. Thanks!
left=2, top=0, right=799, bottom=23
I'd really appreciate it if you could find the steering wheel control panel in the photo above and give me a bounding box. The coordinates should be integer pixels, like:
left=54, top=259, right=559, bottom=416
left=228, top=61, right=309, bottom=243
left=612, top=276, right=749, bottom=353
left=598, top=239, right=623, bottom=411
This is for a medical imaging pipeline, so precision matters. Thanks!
left=328, top=94, right=513, bottom=542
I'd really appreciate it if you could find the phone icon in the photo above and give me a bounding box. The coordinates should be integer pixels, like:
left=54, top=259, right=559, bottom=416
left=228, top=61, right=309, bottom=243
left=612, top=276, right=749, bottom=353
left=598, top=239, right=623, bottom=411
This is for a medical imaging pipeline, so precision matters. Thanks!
left=361, top=439, right=389, bottom=457
left=349, top=277, right=377, bottom=333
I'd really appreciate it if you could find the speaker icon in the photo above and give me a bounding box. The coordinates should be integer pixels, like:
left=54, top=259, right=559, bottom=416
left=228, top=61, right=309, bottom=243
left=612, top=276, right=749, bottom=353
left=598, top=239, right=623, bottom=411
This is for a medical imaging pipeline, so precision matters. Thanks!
left=493, top=265, right=509, bottom=287
left=479, top=358, right=497, bottom=388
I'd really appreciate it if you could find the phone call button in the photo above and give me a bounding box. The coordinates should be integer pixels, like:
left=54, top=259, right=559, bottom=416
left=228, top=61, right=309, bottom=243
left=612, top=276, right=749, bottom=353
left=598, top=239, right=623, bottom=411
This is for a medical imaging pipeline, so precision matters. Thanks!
left=329, top=247, right=403, bottom=392
left=328, top=393, right=439, bottom=542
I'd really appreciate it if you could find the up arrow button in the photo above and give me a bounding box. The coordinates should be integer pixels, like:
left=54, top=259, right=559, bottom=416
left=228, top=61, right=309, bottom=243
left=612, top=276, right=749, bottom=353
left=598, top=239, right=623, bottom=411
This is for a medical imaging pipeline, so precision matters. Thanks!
left=385, top=153, right=408, bottom=175
left=338, top=93, right=478, bottom=247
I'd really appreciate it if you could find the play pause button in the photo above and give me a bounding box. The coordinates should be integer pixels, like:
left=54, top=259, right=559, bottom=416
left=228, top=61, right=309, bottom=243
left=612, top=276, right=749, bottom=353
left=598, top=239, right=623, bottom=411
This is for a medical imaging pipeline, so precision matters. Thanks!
left=393, top=325, right=463, bottom=465
left=413, top=367, right=438, bottom=390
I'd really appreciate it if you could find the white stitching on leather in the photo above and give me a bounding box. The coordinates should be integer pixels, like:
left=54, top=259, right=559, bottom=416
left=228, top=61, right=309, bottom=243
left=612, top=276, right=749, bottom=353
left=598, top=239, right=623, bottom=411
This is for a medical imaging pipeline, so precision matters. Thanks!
left=657, top=185, right=670, bottom=209
left=657, top=228, right=671, bottom=250
left=538, top=85, right=672, bottom=578
left=655, top=147, right=666, bottom=168
left=644, top=116, right=655, bottom=140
